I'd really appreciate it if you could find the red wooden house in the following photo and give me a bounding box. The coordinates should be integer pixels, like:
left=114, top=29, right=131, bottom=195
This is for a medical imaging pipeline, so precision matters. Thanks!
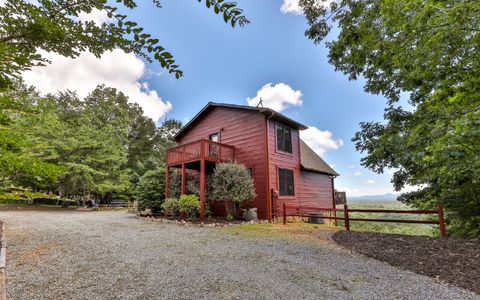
left=165, top=102, right=338, bottom=221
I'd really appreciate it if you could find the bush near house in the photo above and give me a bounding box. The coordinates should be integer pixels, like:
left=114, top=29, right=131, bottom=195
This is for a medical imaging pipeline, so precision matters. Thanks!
left=210, top=163, right=256, bottom=218
left=136, top=168, right=166, bottom=212
left=178, top=194, right=200, bottom=220
left=162, top=198, right=180, bottom=217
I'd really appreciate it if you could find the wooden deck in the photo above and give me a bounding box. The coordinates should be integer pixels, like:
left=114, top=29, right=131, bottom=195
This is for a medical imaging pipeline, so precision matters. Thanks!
left=166, top=139, right=235, bottom=166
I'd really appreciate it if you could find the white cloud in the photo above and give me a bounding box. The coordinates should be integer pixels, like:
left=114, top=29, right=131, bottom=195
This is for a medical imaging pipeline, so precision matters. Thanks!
left=77, top=9, right=110, bottom=25
left=1, top=0, right=39, bottom=6
left=247, top=82, right=302, bottom=112
left=22, top=50, right=172, bottom=122
left=280, top=0, right=335, bottom=15
left=247, top=83, right=341, bottom=156
left=300, top=126, right=343, bottom=156
left=280, top=0, right=303, bottom=15
left=353, top=171, right=363, bottom=177
left=363, top=179, right=376, bottom=185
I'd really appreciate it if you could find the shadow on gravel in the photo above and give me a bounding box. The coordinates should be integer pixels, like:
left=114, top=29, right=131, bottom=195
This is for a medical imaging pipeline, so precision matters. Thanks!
left=332, top=231, right=480, bottom=295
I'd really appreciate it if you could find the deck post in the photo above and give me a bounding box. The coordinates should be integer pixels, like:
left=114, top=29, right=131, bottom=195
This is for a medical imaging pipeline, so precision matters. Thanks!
left=332, top=177, right=337, bottom=226
left=283, top=203, right=287, bottom=225
left=200, top=159, right=205, bottom=223
left=344, top=204, right=350, bottom=231
left=438, top=205, right=446, bottom=237
left=165, top=166, right=170, bottom=198
left=181, top=163, right=186, bottom=195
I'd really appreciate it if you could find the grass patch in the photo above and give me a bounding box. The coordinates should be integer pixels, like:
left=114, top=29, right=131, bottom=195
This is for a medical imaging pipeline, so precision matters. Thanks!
left=336, top=201, right=437, bottom=236
left=221, top=201, right=436, bottom=240
left=220, top=222, right=337, bottom=243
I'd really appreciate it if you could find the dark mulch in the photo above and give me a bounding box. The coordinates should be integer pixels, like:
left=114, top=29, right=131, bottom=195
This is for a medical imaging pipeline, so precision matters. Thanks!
left=332, top=231, right=480, bottom=294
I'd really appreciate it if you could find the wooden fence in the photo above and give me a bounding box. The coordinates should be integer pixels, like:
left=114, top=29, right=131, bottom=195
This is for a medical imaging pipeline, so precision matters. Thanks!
left=282, top=203, right=446, bottom=237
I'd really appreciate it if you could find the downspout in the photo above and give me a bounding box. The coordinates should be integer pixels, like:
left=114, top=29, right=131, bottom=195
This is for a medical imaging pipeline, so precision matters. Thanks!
left=265, top=111, right=274, bottom=222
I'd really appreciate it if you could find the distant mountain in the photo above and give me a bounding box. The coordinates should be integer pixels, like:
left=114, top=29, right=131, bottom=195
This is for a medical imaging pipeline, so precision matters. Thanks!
left=348, top=193, right=399, bottom=202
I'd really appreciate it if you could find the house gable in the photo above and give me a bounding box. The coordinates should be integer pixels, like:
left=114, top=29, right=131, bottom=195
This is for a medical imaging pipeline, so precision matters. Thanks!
left=175, top=102, right=307, bottom=142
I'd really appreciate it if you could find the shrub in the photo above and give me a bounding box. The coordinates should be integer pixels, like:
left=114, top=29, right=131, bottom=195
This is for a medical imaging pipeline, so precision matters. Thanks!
left=226, top=213, right=235, bottom=221
left=162, top=197, right=179, bottom=217
left=210, top=163, right=256, bottom=217
left=167, top=171, right=181, bottom=199
left=167, top=172, right=199, bottom=199
left=179, top=194, right=200, bottom=220
left=136, top=168, right=165, bottom=212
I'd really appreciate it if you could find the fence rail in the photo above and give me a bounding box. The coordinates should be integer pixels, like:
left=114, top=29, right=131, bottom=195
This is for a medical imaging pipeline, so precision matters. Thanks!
left=282, top=203, right=446, bottom=237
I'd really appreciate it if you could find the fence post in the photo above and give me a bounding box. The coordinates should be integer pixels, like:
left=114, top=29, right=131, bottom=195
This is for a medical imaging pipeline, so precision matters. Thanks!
left=283, top=203, right=287, bottom=225
left=344, top=204, right=350, bottom=231
left=438, top=205, right=446, bottom=237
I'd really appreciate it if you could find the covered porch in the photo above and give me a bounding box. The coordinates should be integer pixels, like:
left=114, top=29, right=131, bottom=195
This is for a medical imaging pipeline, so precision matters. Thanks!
left=165, top=139, right=235, bottom=221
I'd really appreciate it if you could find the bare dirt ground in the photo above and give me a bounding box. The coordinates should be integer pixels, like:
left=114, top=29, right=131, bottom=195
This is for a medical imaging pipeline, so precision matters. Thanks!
left=333, top=231, right=480, bottom=295
left=0, top=211, right=477, bottom=300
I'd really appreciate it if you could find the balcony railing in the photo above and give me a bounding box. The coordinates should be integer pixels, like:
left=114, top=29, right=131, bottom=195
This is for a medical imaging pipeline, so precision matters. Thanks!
left=166, top=139, right=235, bottom=166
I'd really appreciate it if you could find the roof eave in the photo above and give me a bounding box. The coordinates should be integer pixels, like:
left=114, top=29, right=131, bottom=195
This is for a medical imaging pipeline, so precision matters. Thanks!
left=300, top=165, right=339, bottom=177
left=174, top=102, right=308, bottom=140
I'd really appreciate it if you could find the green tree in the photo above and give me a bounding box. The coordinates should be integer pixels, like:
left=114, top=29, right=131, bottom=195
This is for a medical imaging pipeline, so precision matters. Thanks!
left=210, top=163, right=256, bottom=217
left=136, top=168, right=166, bottom=212
left=1, top=82, right=184, bottom=204
left=0, top=0, right=249, bottom=88
left=301, top=0, right=480, bottom=237
left=0, top=84, right=63, bottom=190
left=81, top=86, right=158, bottom=181
left=154, top=118, right=183, bottom=167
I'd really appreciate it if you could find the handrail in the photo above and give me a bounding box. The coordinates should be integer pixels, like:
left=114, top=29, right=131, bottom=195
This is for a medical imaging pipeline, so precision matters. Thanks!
left=168, top=139, right=234, bottom=151
left=204, top=139, right=235, bottom=149
left=347, top=209, right=439, bottom=214
left=166, top=139, right=235, bottom=165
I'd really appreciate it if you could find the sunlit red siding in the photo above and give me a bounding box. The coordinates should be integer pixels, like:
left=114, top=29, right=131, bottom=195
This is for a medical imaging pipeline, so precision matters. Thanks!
left=267, top=119, right=302, bottom=216
left=176, top=106, right=269, bottom=218
left=298, top=171, right=334, bottom=208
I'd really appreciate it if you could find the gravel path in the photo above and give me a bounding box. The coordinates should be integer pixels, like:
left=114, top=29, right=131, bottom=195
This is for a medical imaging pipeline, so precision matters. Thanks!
left=0, top=211, right=477, bottom=300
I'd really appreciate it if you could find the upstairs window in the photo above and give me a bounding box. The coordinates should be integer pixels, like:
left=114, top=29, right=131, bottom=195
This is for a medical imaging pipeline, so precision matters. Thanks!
left=276, top=123, right=292, bottom=153
left=278, top=168, right=294, bottom=196
left=209, top=133, right=219, bottom=142
left=208, top=133, right=220, bottom=158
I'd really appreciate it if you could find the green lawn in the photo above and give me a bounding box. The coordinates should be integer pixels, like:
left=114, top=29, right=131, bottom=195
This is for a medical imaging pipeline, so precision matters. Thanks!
left=336, top=200, right=437, bottom=236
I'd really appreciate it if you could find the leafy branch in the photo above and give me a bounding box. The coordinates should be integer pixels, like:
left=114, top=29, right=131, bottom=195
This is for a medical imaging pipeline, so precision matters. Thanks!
left=0, top=0, right=249, bottom=87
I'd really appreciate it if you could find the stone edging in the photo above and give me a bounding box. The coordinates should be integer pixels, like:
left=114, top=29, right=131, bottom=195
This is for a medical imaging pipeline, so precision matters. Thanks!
left=0, top=222, right=6, bottom=300
left=141, top=215, right=264, bottom=227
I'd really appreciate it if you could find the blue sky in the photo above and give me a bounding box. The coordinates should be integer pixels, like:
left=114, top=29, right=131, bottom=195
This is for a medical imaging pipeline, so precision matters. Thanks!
left=136, top=0, right=399, bottom=196
left=21, top=0, right=411, bottom=197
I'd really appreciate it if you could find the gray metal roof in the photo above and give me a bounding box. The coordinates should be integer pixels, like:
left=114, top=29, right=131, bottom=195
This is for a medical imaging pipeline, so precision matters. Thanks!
left=300, top=140, right=339, bottom=176
left=174, top=102, right=308, bottom=140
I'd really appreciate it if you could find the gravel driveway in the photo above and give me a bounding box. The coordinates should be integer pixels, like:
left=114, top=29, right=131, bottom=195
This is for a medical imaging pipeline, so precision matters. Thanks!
left=0, top=211, right=477, bottom=300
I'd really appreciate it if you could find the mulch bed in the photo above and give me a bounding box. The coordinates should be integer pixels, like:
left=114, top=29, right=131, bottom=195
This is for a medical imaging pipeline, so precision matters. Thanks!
left=332, top=231, right=480, bottom=294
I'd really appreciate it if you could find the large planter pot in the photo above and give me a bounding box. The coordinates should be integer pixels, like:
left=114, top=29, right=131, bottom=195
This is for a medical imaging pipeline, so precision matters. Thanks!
left=245, top=208, right=258, bottom=221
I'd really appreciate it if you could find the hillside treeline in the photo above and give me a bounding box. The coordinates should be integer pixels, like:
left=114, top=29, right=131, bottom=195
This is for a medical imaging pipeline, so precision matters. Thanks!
left=0, top=82, right=181, bottom=203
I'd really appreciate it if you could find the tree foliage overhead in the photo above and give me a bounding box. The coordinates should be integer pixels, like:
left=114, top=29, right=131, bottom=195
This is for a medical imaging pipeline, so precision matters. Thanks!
left=300, top=0, right=480, bottom=237
left=301, top=0, right=479, bottom=104
left=0, top=0, right=249, bottom=88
